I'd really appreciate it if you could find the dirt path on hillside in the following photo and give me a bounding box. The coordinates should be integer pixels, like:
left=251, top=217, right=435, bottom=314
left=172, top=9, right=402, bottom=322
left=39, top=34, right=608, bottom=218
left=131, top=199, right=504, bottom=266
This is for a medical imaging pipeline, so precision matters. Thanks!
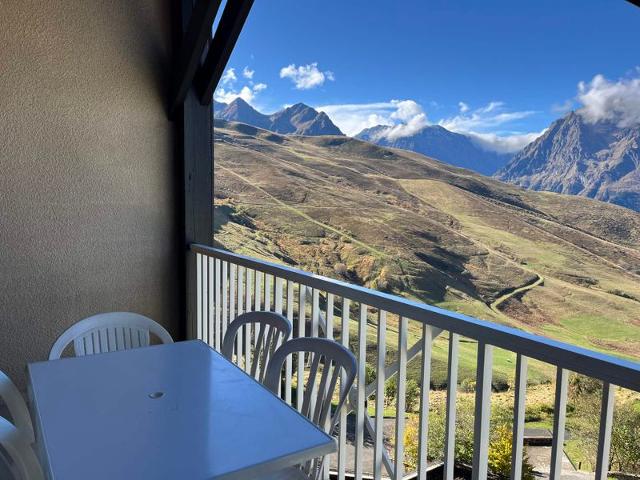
left=490, top=274, right=545, bottom=313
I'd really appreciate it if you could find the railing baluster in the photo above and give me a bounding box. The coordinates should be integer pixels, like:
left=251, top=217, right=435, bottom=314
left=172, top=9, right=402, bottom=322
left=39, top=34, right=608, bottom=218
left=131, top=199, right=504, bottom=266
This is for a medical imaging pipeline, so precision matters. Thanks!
left=275, top=277, right=283, bottom=315
left=201, top=254, right=208, bottom=344
left=221, top=261, right=228, bottom=340
left=373, top=310, right=386, bottom=480
left=310, top=289, right=320, bottom=415
left=196, top=253, right=202, bottom=341
left=355, top=304, right=367, bottom=480
left=264, top=274, right=272, bottom=311
left=417, top=324, right=433, bottom=479
left=285, top=281, right=294, bottom=405
left=595, top=382, right=616, bottom=480
left=510, top=354, right=528, bottom=480
left=297, top=285, right=306, bottom=412
left=214, top=259, right=221, bottom=351
left=394, top=316, right=407, bottom=480
left=338, top=297, right=350, bottom=480
left=312, top=288, right=320, bottom=337
left=254, top=269, right=262, bottom=311
left=472, top=342, right=493, bottom=480
left=208, top=257, right=214, bottom=348
left=244, top=269, right=252, bottom=372
left=254, top=270, right=262, bottom=365
left=444, top=333, right=459, bottom=480
left=229, top=263, right=236, bottom=329
left=236, top=266, right=244, bottom=362
left=550, top=367, right=568, bottom=480
left=322, top=292, right=334, bottom=480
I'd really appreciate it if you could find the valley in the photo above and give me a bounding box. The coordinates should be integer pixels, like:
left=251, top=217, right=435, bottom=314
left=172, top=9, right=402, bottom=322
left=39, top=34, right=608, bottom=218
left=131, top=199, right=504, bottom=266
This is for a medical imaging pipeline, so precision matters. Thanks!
left=213, top=119, right=640, bottom=385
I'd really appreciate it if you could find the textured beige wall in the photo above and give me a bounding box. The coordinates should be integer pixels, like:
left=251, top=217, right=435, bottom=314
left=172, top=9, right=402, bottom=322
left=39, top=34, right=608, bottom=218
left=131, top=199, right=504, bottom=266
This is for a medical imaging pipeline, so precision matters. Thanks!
left=0, top=1, right=181, bottom=388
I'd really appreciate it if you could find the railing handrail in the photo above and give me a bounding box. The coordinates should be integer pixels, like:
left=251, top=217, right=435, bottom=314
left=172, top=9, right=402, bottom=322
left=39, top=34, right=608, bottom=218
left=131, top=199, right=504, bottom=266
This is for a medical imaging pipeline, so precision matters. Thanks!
left=191, top=243, right=640, bottom=392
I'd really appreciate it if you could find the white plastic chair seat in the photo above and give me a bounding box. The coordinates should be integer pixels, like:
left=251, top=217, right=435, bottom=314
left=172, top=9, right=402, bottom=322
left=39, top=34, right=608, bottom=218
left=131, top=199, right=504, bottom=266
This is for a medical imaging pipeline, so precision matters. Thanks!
left=49, top=312, right=173, bottom=360
left=0, top=417, right=43, bottom=480
left=0, top=371, right=34, bottom=444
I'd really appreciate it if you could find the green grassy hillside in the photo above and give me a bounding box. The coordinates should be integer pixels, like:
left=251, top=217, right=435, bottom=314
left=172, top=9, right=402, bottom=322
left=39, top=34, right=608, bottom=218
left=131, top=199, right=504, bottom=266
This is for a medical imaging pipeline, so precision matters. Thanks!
left=213, top=120, right=640, bottom=385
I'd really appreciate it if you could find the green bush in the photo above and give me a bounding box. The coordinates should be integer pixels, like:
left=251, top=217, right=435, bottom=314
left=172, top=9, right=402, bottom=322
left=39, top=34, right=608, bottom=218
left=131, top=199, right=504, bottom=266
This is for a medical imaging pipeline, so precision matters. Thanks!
left=460, top=377, right=475, bottom=393
left=402, top=398, right=534, bottom=478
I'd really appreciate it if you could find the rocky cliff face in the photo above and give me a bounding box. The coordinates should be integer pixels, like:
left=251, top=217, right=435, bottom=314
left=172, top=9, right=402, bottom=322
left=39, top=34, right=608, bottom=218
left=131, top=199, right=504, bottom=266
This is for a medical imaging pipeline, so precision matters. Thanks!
left=496, top=111, right=640, bottom=211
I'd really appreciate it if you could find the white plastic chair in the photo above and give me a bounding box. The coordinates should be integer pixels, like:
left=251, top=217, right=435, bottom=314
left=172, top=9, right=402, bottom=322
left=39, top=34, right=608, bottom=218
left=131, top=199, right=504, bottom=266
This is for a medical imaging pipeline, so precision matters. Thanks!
left=263, top=338, right=357, bottom=480
left=0, top=371, right=34, bottom=444
left=49, top=312, right=173, bottom=360
left=221, top=311, right=292, bottom=383
left=0, top=417, right=43, bottom=480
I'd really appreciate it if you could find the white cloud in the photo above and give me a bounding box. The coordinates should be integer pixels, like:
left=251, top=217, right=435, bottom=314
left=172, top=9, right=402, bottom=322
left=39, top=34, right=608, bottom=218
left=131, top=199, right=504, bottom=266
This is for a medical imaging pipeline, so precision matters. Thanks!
left=576, top=70, right=640, bottom=127
left=221, top=67, right=236, bottom=86
left=214, top=83, right=267, bottom=105
left=439, top=102, right=536, bottom=133
left=467, top=131, right=546, bottom=154
left=315, top=101, right=412, bottom=136
left=438, top=102, right=540, bottom=153
left=280, top=63, right=334, bottom=90
left=242, top=66, right=254, bottom=80
left=317, top=99, right=542, bottom=152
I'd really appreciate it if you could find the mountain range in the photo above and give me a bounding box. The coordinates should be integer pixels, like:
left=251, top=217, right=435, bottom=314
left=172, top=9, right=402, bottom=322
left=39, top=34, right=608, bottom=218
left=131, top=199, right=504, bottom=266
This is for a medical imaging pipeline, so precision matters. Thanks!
left=355, top=124, right=511, bottom=176
left=213, top=119, right=640, bottom=381
left=212, top=98, right=640, bottom=212
left=214, top=98, right=343, bottom=136
left=496, top=112, right=640, bottom=211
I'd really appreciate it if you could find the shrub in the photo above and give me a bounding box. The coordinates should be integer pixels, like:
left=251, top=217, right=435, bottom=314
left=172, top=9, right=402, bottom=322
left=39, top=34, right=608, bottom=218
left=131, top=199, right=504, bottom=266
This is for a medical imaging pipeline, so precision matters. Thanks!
left=488, top=425, right=535, bottom=480
left=402, top=398, right=534, bottom=479
left=460, top=377, right=475, bottom=393
left=405, top=379, right=420, bottom=412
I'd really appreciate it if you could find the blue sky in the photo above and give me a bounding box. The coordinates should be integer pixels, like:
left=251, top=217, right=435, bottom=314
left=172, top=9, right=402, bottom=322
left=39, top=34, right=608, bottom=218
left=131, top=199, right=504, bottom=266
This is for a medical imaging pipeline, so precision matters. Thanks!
left=215, top=0, right=640, bottom=152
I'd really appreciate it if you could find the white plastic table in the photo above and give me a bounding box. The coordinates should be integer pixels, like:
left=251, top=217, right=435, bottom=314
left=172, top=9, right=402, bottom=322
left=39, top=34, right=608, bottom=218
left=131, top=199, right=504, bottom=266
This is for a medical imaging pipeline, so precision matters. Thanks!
left=28, top=340, right=335, bottom=479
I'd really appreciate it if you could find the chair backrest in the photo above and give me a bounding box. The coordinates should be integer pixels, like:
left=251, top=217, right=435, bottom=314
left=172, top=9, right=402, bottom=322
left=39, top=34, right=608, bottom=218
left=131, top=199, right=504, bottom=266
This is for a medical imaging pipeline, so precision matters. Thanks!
left=0, top=417, right=43, bottom=480
left=0, top=371, right=34, bottom=444
left=264, top=337, right=357, bottom=479
left=49, top=312, right=173, bottom=360
left=221, top=311, right=292, bottom=383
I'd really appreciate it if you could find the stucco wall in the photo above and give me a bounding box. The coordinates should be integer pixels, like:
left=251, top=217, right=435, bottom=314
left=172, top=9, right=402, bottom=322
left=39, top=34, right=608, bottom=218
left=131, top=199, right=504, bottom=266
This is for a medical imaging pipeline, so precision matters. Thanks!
left=0, top=1, right=181, bottom=389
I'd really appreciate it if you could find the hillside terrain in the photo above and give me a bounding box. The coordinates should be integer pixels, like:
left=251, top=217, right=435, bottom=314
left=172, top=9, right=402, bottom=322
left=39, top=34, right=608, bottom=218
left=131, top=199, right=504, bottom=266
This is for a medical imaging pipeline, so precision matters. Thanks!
left=497, top=111, right=640, bottom=211
left=213, top=119, right=640, bottom=383
left=356, top=124, right=511, bottom=175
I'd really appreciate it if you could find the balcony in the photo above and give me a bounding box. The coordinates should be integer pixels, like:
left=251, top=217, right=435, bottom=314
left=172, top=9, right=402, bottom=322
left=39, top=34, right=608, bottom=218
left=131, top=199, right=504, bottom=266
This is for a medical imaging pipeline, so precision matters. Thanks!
left=191, top=244, right=640, bottom=480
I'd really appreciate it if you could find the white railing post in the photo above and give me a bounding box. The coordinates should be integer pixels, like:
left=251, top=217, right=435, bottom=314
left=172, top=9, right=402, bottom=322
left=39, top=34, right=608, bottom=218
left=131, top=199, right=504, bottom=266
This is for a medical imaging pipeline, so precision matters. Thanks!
left=394, top=316, right=408, bottom=480
left=595, top=382, right=615, bottom=480
left=354, top=304, right=367, bottom=480
left=208, top=258, right=214, bottom=348
left=196, top=253, right=202, bottom=341
left=285, top=281, right=294, bottom=405
left=338, top=297, right=350, bottom=480
left=417, top=324, right=433, bottom=479
left=510, top=354, right=528, bottom=480
left=472, top=342, right=493, bottom=480
left=373, top=310, right=386, bottom=480
left=550, top=367, right=568, bottom=480
left=443, top=333, right=459, bottom=480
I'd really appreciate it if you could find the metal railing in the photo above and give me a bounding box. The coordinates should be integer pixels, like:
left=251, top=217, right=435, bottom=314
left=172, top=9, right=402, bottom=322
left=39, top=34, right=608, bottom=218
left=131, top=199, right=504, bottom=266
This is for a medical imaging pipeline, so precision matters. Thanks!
left=190, top=244, right=640, bottom=480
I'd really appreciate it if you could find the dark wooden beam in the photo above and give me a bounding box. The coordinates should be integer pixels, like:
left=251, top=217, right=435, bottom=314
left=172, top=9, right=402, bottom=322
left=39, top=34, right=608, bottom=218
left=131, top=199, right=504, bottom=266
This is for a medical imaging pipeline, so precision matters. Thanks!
left=179, top=0, right=214, bottom=340
left=627, top=0, right=640, bottom=7
left=170, top=0, right=222, bottom=116
left=195, top=0, right=255, bottom=105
